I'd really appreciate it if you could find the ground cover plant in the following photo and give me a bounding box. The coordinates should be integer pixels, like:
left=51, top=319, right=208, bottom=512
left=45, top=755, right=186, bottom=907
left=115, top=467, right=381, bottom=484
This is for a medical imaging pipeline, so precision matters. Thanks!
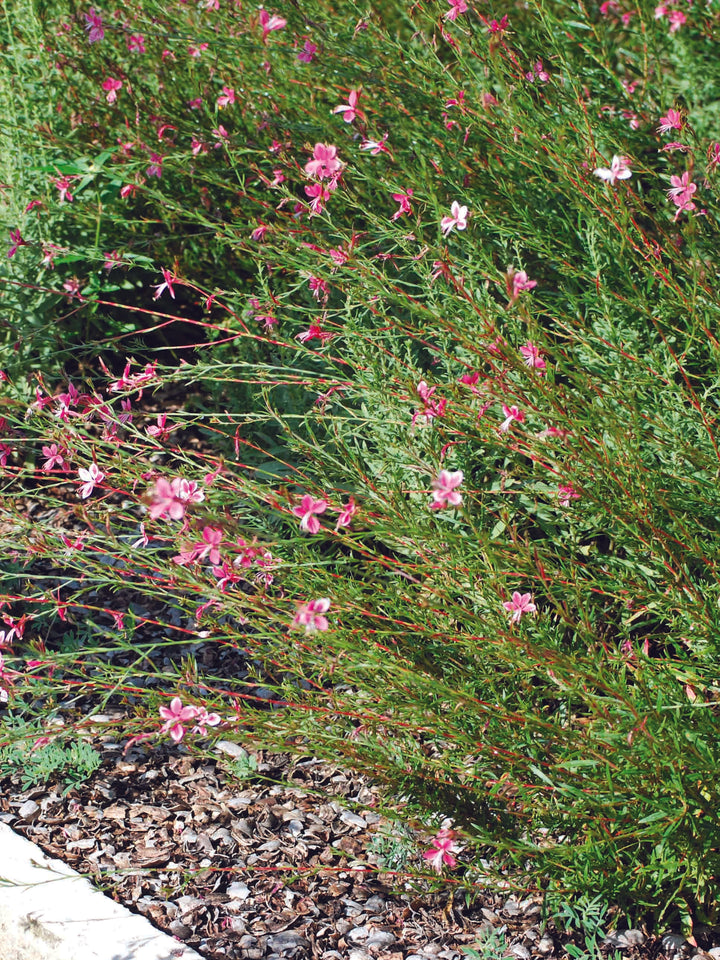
left=2, top=0, right=720, bottom=942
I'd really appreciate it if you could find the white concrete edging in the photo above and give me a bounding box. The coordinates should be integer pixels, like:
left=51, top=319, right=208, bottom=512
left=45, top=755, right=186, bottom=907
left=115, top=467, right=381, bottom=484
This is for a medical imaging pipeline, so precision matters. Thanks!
left=0, top=822, right=203, bottom=960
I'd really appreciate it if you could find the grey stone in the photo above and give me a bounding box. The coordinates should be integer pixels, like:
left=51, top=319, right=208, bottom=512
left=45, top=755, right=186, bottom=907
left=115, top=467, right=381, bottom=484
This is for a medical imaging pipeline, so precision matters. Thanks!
left=537, top=936, right=554, bottom=954
left=510, top=945, right=531, bottom=960
left=340, top=811, right=367, bottom=828
left=17, top=800, right=40, bottom=821
left=366, top=930, right=396, bottom=948
left=364, top=895, right=386, bottom=914
left=662, top=934, right=688, bottom=956
left=226, top=881, right=251, bottom=900
left=267, top=931, right=310, bottom=954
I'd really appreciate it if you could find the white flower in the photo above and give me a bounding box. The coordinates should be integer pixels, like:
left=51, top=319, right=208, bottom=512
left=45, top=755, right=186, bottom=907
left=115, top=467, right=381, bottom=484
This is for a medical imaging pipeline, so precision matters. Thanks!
left=593, top=154, right=632, bottom=186
left=77, top=463, right=104, bottom=499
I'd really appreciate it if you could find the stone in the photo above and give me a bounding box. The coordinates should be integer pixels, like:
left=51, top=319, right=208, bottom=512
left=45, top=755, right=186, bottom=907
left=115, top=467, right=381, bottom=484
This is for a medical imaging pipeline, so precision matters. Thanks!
left=510, top=944, right=531, bottom=960
left=661, top=934, right=688, bottom=956
left=267, top=931, right=310, bottom=954
left=340, top=811, right=367, bottom=828
left=226, top=881, right=251, bottom=901
left=17, top=800, right=40, bottom=821
left=366, top=931, right=396, bottom=948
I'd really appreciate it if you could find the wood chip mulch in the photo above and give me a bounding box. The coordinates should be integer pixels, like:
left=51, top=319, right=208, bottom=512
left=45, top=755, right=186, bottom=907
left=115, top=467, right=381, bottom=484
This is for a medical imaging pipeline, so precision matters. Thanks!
left=0, top=716, right=693, bottom=960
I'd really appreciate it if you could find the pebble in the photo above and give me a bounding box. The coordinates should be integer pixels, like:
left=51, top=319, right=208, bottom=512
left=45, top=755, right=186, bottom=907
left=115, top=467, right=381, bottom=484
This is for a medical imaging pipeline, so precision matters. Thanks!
left=364, top=896, right=387, bottom=914
left=226, top=881, right=251, bottom=901
left=537, top=936, right=554, bottom=954
left=510, top=944, right=531, bottom=960
left=348, top=926, right=371, bottom=943
left=17, top=800, right=40, bottom=821
left=267, top=931, right=310, bottom=954
left=366, top=931, right=396, bottom=948
left=215, top=740, right=249, bottom=759
left=341, top=811, right=368, bottom=828
left=662, top=934, right=689, bottom=956
left=348, top=951, right=371, bottom=960
left=169, top=920, right=192, bottom=938
left=606, top=929, right=646, bottom=949
left=708, top=950, right=720, bottom=960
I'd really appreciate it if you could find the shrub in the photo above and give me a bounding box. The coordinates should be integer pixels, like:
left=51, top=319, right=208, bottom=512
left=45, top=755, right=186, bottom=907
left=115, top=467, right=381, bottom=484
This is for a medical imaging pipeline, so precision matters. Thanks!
left=2, top=0, right=720, bottom=931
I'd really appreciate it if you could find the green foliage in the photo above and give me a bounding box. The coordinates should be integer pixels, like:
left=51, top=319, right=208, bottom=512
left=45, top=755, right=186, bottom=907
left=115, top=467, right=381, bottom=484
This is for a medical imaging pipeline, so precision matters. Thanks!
left=0, top=735, right=103, bottom=794
left=1, top=0, right=720, bottom=931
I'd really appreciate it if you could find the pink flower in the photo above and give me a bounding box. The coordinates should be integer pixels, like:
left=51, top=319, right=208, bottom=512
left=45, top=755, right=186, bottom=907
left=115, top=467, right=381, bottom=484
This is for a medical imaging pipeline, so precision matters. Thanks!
left=361, top=135, right=391, bottom=156
left=176, top=478, right=205, bottom=504
left=77, top=463, right=104, bottom=499
left=102, top=249, right=123, bottom=271
left=488, top=15, right=508, bottom=32
left=444, top=0, right=468, bottom=20
left=146, top=153, right=163, bottom=177
left=259, top=7, right=286, bottom=42
left=423, top=829, right=461, bottom=873
left=41, top=444, right=66, bottom=472
left=147, top=413, right=172, bottom=441
left=197, top=526, right=223, bottom=565
left=593, top=155, right=632, bottom=186
left=7, top=229, right=26, bottom=258
left=667, top=9, right=686, bottom=32
left=503, top=591, right=537, bottom=623
left=308, top=276, right=329, bottom=301
left=251, top=222, right=269, bottom=241
left=525, top=60, right=549, bottom=83
left=520, top=341, right=546, bottom=372
left=191, top=706, right=222, bottom=736
left=153, top=267, right=176, bottom=300
left=391, top=189, right=414, bottom=221
left=127, top=34, right=146, bottom=53
left=51, top=176, right=75, bottom=202
left=667, top=170, right=696, bottom=202
left=707, top=142, right=720, bottom=172
left=667, top=170, right=698, bottom=218
left=510, top=270, right=537, bottom=302
left=293, top=494, right=328, bottom=533
left=440, top=201, right=468, bottom=236
left=217, top=86, right=235, bottom=109
left=335, top=498, right=358, bottom=530
left=84, top=8, right=104, bottom=43
left=304, top=143, right=343, bottom=180
left=430, top=469, right=463, bottom=510
left=657, top=108, right=683, bottom=135
left=159, top=697, right=198, bottom=743
left=148, top=477, right=186, bottom=521
left=293, top=598, right=331, bottom=633
left=558, top=483, right=580, bottom=506
left=414, top=381, right=447, bottom=426
left=297, top=323, right=333, bottom=344
left=102, top=77, right=122, bottom=104
left=297, top=40, right=317, bottom=63
left=499, top=404, right=525, bottom=432
left=332, top=89, right=364, bottom=123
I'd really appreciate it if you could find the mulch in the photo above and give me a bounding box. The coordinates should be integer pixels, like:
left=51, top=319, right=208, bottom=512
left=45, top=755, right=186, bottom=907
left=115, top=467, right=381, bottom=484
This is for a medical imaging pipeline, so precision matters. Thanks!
left=0, top=715, right=694, bottom=960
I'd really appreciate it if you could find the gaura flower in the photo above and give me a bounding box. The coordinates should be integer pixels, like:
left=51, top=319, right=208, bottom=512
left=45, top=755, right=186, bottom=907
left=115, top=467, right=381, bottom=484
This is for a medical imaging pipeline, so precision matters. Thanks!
left=593, top=154, right=632, bottom=186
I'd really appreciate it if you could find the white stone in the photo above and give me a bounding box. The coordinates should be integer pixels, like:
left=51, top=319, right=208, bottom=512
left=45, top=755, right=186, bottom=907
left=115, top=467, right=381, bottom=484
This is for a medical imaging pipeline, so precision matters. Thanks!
left=0, top=823, right=202, bottom=960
